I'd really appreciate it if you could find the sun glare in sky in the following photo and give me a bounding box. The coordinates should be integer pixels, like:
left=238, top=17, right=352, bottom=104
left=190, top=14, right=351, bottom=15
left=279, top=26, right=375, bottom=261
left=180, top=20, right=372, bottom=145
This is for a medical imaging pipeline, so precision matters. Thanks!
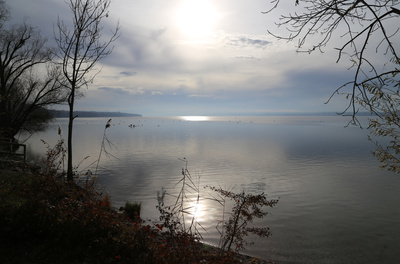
left=175, top=0, right=218, bottom=38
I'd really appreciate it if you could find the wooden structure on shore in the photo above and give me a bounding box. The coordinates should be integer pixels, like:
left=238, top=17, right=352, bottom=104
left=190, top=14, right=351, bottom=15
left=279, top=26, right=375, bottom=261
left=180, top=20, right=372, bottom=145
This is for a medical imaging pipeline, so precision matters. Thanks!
left=0, top=137, right=26, bottom=162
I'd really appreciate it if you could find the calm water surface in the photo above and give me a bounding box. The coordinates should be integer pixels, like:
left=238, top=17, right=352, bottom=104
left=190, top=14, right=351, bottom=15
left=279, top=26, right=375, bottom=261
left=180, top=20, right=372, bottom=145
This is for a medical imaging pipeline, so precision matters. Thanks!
left=25, top=116, right=400, bottom=263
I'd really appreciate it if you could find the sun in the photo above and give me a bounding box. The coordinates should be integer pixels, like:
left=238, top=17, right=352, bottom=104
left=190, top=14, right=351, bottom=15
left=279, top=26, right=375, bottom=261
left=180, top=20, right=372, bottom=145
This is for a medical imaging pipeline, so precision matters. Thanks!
left=175, top=0, right=218, bottom=38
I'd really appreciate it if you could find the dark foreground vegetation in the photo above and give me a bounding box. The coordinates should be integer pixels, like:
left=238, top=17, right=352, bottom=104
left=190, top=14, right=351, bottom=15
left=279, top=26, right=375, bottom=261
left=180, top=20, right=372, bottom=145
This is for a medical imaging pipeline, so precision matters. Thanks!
left=0, top=160, right=275, bottom=264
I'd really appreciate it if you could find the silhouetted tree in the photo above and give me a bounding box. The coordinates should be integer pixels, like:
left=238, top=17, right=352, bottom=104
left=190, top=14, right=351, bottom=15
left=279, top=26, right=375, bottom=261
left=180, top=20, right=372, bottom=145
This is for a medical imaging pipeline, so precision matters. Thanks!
left=0, top=1, right=67, bottom=141
left=55, top=0, right=119, bottom=181
left=265, top=0, right=400, bottom=172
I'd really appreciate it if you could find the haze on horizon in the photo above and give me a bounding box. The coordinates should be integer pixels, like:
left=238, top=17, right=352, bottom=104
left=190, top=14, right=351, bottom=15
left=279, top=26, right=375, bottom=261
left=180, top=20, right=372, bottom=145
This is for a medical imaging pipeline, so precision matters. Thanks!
left=8, top=0, right=354, bottom=116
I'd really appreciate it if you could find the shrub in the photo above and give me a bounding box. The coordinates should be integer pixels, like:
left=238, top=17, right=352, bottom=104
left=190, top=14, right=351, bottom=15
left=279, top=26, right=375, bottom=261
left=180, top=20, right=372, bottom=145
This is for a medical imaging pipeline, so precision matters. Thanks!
left=123, top=201, right=141, bottom=219
left=208, top=186, right=279, bottom=253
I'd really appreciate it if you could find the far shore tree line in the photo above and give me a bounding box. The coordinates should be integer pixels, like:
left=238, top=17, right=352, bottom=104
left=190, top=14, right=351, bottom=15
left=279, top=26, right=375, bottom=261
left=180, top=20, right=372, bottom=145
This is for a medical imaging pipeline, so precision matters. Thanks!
left=1, top=0, right=400, bottom=177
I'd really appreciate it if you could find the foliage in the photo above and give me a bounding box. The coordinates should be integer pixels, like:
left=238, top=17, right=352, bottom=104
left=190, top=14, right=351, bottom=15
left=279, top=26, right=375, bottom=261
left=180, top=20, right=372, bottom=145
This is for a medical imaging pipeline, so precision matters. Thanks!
left=208, top=186, right=279, bottom=253
left=123, top=201, right=141, bottom=219
left=156, top=158, right=204, bottom=238
left=54, top=0, right=120, bottom=181
left=0, top=165, right=137, bottom=263
left=156, top=186, right=182, bottom=235
left=265, top=0, right=400, bottom=172
left=0, top=1, right=68, bottom=140
left=365, top=68, right=400, bottom=172
left=21, top=106, right=54, bottom=134
left=40, top=125, right=67, bottom=176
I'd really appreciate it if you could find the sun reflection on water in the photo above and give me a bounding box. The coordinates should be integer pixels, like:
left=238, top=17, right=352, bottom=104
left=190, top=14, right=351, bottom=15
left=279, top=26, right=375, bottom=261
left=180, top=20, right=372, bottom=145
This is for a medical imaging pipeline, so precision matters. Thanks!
left=181, top=116, right=209, bottom=121
left=188, top=200, right=206, bottom=221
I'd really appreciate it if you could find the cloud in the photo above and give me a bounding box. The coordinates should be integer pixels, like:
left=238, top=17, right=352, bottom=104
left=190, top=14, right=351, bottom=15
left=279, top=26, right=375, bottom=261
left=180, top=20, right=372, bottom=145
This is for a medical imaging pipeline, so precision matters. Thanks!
left=233, top=56, right=260, bottom=60
left=188, top=94, right=214, bottom=98
left=223, top=35, right=271, bottom=49
left=120, top=71, right=136, bottom=77
left=98, top=87, right=145, bottom=95
left=98, top=87, right=131, bottom=95
left=104, top=25, right=185, bottom=73
left=150, top=27, right=167, bottom=40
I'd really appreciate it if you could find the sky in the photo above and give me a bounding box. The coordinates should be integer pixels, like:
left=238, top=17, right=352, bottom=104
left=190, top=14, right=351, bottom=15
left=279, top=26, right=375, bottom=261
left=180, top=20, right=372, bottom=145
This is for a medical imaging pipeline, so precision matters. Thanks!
left=7, top=0, right=357, bottom=116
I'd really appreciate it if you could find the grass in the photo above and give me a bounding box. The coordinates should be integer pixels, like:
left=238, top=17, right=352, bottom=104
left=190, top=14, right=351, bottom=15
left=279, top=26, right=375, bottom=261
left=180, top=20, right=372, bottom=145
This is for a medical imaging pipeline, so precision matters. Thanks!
left=0, top=162, right=273, bottom=264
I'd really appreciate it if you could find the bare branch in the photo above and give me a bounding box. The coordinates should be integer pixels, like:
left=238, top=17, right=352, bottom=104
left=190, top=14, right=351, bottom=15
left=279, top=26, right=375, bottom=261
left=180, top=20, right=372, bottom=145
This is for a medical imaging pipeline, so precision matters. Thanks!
left=0, top=11, right=66, bottom=140
left=265, top=0, right=400, bottom=172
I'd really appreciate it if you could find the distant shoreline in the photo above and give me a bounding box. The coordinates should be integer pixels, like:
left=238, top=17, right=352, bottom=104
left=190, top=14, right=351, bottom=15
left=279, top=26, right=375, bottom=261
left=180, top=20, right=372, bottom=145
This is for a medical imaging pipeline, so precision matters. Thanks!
left=206, top=112, right=375, bottom=117
left=50, top=110, right=142, bottom=118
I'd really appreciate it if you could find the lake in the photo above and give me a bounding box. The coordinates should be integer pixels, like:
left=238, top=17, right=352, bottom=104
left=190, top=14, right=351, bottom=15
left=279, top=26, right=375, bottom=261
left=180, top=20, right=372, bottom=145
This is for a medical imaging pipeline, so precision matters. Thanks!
left=24, top=116, right=400, bottom=263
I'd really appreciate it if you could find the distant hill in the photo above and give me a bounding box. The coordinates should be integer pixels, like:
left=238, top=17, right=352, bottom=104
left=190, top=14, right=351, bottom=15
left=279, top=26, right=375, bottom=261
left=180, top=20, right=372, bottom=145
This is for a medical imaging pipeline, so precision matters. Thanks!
left=50, top=110, right=142, bottom=118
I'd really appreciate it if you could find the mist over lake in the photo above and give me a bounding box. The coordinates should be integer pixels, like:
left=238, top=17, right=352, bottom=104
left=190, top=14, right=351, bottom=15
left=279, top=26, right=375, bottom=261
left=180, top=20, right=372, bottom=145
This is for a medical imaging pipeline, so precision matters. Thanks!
left=25, top=116, right=400, bottom=264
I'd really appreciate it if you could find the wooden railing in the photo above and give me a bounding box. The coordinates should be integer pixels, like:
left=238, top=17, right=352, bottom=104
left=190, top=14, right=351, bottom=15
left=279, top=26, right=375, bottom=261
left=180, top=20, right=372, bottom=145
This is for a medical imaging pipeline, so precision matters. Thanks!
left=0, top=137, right=26, bottom=162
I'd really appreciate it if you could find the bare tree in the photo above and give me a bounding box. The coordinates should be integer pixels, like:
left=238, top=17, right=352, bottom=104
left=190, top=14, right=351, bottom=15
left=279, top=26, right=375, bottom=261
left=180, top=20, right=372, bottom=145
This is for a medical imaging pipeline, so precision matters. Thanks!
left=0, top=1, right=67, bottom=141
left=265, top=0, right=400, bottom=172
left=55, top=0, right=119, bottom=181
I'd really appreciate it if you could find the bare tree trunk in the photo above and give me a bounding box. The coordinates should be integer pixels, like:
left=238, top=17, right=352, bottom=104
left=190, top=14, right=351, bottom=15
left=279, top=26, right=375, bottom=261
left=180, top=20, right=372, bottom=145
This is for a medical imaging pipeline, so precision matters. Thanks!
left=67, top=89, right=75, bottom=181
